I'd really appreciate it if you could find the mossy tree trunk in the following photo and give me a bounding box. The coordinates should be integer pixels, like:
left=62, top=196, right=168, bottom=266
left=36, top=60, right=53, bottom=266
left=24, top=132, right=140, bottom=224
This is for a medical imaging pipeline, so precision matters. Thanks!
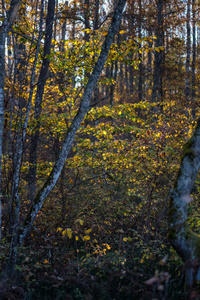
left=168, top=117, right=200, bottom=287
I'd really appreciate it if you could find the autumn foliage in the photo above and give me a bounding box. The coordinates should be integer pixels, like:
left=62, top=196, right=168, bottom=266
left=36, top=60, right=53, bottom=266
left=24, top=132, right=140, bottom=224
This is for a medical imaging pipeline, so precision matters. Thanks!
left=0, top=0, right=200, bottom=298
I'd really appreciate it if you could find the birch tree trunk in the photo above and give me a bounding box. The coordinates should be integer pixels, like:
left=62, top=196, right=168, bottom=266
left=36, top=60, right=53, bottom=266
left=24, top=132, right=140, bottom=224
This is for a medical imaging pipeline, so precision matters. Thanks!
left=191, top=0, right=196, bottom=117
left=0, top=0, right=21, bottom=242
left=19, top=0, right=127, bottom=244
left=168, top=117, right=200, bottom=288
left=8, top=0, right=44, bottom=272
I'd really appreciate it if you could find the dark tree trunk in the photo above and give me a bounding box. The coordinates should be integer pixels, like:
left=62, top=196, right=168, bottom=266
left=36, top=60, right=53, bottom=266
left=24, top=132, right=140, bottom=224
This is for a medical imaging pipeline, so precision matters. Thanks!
left=128, top=2, right=135, bottom=98
left=152, top=0, right=164, bottom=103
left=129, top=61, right=134, bottom=96
left=138, top=0, right=142, bottom=102
left=110, top=60, right=118, bottom=106
left=125, top=63, right=129, bottom=96
left=84, top=0, right=90, bottom=35
left=55, top=12, right=67, bottom=222
left=27, top=0, right=55, bottom=203
left=84, top=0, right=90, bottom=82
left=105, top=65, right=110, bottom=98
left=93, top=0, right=100, bottom=104
left=148, top=29, right=152, bottom=70
left=94, top=0, right=99, bottom=31
left=119, top=62, right=124, bottom=101
left=185, top=0, right=191, bottom=105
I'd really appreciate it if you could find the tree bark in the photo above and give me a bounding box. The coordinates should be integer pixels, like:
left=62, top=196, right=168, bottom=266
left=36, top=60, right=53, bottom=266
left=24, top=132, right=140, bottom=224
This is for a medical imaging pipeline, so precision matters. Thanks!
left=119, top=62, right=124, bottom=101
left=93, top=0, right=100, bottom=105
left=152, top=0, right=164, bottom=103
left=185, top=0, right=191, bottom=105
left=110, top=60, right=118, bottom=106
left=94, top=0, right=99, bottom=31
left=0, top=0, right=21, bottom=242
left=84, top=0, right=90, bottom=82
left=191, top=0, right=196, bottom=117
left=19, top=0, right=127, bottom=244
left=8, top=0, right=44, bottom=272
left=168, top=117, right=200, bottom=287
left=138, top=0, right=142, bottom=102
left=27, top=0, right=55, bottom=203
left=10, top=7, right=28, bottom=229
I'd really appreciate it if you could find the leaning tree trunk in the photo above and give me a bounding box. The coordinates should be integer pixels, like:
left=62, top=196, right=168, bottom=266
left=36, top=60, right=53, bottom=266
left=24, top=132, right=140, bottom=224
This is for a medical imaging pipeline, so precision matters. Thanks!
left=168, top=117, right=200, bottom=288
left=19, top=0, right=127, bottom=245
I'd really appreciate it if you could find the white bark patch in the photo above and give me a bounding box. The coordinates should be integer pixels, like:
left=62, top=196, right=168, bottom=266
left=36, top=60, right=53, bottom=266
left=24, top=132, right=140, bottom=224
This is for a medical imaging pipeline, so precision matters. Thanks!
left=182, top=194, right=193, bottom=203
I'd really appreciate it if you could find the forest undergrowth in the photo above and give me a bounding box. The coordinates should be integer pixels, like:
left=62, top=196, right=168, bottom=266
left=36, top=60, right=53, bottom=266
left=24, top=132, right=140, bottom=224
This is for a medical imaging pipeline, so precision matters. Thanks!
left=0, top=100, right=199, bottom=300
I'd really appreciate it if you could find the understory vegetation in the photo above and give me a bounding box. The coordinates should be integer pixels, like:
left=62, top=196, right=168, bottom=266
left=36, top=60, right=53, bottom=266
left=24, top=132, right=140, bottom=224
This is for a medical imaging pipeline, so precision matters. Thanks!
left=1, top=102, right=199, bottom=299
left=1, top=0, right=200, bottom=298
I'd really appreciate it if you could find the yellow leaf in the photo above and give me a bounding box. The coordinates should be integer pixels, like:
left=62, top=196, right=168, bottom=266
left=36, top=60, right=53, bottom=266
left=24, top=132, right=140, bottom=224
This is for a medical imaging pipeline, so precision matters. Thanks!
left=123, top=237, right=128, bottom=242
left=84, top=28, right=91, bottom=34
left=57, top=227, right=62, bottom=232
left=67, top=228, right=72, bottom=239
left=106, top=244, right=111, bottom=249
left=44, top=259, right=49, bottom=264
left=85, top=228, right=92, bottom=234
left=79, top=219, right=84, bottom=225
left=75, top=219, right=84, bottom=225
left=75, top=236, right=79, bottom=241
left=62, top=229, right=67, bottom=236
left=83, top=235, right=90, bottom=241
